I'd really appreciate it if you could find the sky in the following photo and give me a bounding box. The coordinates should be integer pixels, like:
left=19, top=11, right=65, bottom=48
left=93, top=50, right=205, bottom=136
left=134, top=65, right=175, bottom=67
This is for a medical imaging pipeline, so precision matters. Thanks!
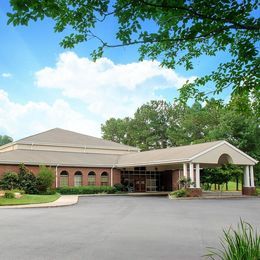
left=0, top=1, right=231, bottom=140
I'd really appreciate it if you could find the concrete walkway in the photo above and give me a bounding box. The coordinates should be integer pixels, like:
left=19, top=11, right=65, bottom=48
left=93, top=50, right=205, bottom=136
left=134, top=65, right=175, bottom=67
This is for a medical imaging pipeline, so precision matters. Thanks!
left=0, top=195, right=78, bottom=209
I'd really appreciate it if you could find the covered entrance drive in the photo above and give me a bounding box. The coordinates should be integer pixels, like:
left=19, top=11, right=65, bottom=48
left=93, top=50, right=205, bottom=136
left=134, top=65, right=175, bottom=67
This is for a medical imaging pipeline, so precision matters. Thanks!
left=116, top=140, right=258, bottom=195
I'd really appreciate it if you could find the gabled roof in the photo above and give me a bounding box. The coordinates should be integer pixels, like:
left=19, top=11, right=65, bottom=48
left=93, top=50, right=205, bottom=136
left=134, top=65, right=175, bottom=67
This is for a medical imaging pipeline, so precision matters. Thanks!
left=117, top=141, right=224, bottom=166
left=15, top=128, right=139, bottom=151
left=0, top=149, right=119, bottom=167
left=117, top=140, right=258, bottom=167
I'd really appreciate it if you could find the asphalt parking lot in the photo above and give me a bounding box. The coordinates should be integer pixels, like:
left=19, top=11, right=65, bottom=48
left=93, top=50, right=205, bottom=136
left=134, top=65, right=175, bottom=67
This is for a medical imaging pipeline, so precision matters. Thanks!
left=0, top=196, right=259, bottom=260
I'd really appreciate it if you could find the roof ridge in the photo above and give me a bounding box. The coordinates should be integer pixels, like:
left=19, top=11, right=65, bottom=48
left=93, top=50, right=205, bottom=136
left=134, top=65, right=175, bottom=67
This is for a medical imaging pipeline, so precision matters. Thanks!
left=16, top=128, right=139, bottom=150
left=16, top=128, right=59, bottom=143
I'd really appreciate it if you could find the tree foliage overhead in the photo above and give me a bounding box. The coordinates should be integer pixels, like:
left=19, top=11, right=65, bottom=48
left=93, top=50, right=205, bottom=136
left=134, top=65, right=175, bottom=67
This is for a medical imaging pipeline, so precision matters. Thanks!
left=7, top=0, right=260, bottom=102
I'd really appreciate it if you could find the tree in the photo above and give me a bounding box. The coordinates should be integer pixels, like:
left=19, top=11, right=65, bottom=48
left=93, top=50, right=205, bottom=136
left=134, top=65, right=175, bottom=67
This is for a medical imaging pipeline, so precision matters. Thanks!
left=102, top=100, right=171, bottom=150
left=37, top=165, right=55, bottom=193
left=101, top=117, right=132, bottom=145
left=7, top=1, right=259, bottom=103
left=18, top=164, right=38, bottom=194
left=0, top=135, right=13, bottom=146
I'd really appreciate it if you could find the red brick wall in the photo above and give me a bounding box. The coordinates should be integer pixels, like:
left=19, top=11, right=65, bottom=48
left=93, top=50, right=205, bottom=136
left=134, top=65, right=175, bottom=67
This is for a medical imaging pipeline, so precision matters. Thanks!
left=172, top=170, right=180, bottom=191
left=0, top=164, right=119, bottom=188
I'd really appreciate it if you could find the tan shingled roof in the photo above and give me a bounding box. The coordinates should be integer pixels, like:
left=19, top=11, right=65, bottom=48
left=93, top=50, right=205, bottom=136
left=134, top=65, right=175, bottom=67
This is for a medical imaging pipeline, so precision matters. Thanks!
left=0, top=149, right=119, bottom=167
left=16, top=128, right=139, bottom=151
left=117, top=141, right=224, bottom=166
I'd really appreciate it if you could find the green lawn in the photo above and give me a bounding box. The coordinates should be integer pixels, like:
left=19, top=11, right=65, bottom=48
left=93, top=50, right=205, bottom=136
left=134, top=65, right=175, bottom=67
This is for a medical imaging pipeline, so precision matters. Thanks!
left=0, top=193, right=60, bottom=206
left=210, top=181, right=242, bottom=191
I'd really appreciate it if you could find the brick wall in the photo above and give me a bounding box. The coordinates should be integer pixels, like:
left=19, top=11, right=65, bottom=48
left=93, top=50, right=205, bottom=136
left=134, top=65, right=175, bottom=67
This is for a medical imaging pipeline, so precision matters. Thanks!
left=0, top=164, right=120, bottom=188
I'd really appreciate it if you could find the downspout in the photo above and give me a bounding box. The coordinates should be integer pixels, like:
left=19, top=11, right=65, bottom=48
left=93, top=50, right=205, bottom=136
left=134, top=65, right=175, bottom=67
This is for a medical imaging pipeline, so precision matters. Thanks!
left=55, top=164, right=59, bottom=188
left=110, top=165, right=115, bottom=187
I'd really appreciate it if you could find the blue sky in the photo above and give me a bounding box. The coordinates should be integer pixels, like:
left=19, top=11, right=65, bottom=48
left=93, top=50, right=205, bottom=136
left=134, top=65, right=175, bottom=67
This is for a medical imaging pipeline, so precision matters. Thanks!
left=0, top=1, right=231, bottom=140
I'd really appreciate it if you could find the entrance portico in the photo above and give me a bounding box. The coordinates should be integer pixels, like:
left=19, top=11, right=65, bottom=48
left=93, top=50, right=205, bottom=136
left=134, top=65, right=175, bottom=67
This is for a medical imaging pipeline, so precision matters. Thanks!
left=116, top=141, right=258, bottom=195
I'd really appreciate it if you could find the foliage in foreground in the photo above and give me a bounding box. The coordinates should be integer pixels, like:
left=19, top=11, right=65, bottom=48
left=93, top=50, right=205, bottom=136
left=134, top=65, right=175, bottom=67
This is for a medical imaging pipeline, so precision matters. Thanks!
left=7, top=1, right=259, bottom=104
left=205, top=220, right=260, bottom=260
left=56, top=186, right=116, bottom=195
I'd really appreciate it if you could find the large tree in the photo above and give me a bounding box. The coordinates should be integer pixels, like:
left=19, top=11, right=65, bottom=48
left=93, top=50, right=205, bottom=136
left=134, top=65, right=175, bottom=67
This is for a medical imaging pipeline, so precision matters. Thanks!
left=7, top=0, right=259, bottom=103
left=0, top=135, right=13, bottom=146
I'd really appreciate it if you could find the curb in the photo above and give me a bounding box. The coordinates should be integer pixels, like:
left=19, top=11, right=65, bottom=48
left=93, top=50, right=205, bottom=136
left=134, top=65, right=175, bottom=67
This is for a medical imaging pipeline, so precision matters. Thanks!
left=168, top=195, right=260, bottom=200
left=0, top=195, right=79, bottom=209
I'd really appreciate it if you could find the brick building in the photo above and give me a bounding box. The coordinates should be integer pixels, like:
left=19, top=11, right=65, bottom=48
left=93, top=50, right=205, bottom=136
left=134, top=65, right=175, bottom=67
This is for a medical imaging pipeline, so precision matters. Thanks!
left=0, top=128, right=257, bottom=195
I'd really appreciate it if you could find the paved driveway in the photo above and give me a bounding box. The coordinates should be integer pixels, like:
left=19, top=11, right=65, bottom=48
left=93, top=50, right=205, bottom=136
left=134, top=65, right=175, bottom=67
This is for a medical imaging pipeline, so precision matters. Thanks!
left=0, top=196, right=259, bottom=260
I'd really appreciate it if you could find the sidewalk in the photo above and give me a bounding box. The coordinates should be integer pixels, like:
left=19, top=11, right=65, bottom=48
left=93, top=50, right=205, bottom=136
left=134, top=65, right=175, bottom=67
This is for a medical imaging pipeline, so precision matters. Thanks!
left=0, top=195, right=79, bottom=209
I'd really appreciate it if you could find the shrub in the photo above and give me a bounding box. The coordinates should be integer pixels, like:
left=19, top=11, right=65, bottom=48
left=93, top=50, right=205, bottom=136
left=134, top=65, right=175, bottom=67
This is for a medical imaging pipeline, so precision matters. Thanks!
left=178, top=177, right=194, bottom=189
left=0, top=172, right=19, bottom=190
left=170, top=188, right=188, bottom=198
left=4, top=190, right=15, bottom=199
left=205, top=219, right=260, bottom=259
left=113, top=183, right=125, bottom=192
left=56, top=186, right=116, bottom=195
left=12, top=188, right=25, bottom=194
left=37, top=165, right=55, bottom=193
left=18, top=164, right=39, bottom=194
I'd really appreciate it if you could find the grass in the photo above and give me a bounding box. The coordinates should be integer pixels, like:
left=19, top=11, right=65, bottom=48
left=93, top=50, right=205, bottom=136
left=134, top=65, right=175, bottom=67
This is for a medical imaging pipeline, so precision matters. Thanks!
left=210, top=181, right=242, bottom=191
left=0, top=193, right=60, bottom=206
left=204, top=219, right=260, bottom=259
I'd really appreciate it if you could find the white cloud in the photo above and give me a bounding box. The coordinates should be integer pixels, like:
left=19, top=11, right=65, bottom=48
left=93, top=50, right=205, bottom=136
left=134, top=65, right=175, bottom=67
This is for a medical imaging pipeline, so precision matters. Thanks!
left=1, top=73, right=12, bottom=78
left=0, top=89, right=100, bottom=140
left=35, top=52, right=196, bottom=118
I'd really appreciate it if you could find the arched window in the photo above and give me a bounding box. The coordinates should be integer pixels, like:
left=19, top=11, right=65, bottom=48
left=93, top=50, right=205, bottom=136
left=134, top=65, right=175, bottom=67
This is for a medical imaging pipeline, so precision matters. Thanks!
left=101, top=172, right=109, bottom=186
left=88, top=171, right=96, bottom=186
left=60, top=171, right=69, bottom=187
left=218, top=154, right=233, bottom=165
left=74, top=171, right=82, bottom=187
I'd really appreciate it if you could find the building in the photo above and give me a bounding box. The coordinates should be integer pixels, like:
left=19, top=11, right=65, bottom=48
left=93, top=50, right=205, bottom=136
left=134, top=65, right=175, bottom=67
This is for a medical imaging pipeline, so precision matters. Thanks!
left=0, top=128, right=257, bottom=195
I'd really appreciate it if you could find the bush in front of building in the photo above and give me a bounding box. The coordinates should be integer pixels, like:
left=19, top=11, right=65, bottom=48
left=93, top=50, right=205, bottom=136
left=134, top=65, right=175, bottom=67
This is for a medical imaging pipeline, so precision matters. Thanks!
left=0, top=171, right=19, bottom=190
left=170, top=188, right=188, bottom=198
left=18, top=164, right=39, bottom=194
left=113, top=183, right=126, bottom=192
left=4, top=190, right=15, bottom=199
left=37, top=165, right=55, bottom=193
left=56, top=186, right=116, bottom=195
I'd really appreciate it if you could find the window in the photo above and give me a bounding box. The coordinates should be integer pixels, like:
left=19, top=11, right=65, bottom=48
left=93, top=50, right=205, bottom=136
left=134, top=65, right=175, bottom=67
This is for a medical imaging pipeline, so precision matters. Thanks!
left=74, top=171, right=82, bottom=187
left=60, top=171, right=69, bottom=187
left=88, top=172, right=96, bottom=186
left=101, top=172, right=109, bottom=186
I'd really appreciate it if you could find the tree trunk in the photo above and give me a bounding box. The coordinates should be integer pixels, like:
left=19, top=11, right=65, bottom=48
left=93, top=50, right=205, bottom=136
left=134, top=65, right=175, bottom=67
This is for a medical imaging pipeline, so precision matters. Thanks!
left=226, top=182, right=228, bottom=191
left=236, top=176, right=239, bottom=191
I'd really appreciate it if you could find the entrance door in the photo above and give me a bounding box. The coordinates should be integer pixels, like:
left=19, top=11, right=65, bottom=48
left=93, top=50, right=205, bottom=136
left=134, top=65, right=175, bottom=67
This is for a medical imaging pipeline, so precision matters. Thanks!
left=134, top=176, right=146, bottom=192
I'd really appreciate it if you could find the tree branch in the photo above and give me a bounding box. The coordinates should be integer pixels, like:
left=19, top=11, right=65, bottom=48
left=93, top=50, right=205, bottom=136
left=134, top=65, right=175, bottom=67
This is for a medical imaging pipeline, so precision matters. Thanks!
left=138, top=0, right=260, bottom=31
left=90, top=25, right=234, bottom=48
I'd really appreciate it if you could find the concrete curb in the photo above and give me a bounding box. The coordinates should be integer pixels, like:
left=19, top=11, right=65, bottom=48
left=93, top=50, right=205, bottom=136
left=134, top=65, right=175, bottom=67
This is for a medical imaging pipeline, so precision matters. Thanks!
left=168, top=195, right=260, bottom=200
left=0, top=195, right=79, bottom=209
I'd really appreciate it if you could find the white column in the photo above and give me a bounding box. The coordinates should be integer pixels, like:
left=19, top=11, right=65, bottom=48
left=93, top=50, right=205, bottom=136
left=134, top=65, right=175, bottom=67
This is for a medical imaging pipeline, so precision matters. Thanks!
left=183, top=163, right=187, bottom=178
left=250, top=166, right=255, bottom=187
left=189, top=163, right=194, bottom=188
left=243, top=166, right=250, bottom=187
left=110, top=167, right=114, bottom=187
left=195, top=163, right=200, bottom=188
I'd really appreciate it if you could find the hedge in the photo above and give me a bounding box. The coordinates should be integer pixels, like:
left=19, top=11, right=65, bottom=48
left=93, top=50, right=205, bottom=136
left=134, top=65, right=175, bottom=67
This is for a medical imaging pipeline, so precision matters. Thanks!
left=56, top=186, right=116, bottom=195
